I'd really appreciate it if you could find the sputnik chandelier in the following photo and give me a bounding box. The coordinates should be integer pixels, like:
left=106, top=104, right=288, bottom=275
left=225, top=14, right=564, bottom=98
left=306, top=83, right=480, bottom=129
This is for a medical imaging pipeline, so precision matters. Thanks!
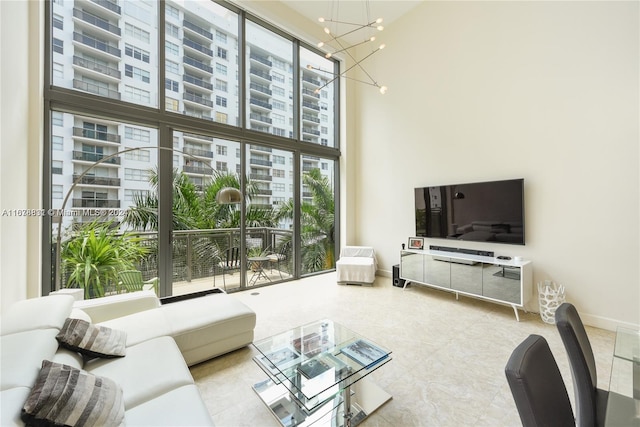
left=307, top=1, right=388, bottom=94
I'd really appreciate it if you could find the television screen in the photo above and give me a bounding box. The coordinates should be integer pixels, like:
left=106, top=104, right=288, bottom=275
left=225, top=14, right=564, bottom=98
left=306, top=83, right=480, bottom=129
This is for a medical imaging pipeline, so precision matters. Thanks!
left=415, top=178, right=524, bottom=245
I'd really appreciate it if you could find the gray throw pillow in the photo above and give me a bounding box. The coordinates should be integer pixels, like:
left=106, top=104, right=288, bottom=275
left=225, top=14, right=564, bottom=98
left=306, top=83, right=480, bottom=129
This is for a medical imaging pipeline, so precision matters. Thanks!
left=22, top=360, right=125, bottom=427
left=56, top=318, right=126, bottom=359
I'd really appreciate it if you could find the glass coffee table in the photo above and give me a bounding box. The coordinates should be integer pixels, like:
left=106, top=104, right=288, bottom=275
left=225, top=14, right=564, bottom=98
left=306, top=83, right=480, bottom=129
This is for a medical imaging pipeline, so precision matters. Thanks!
left=252, top=319, right=392, bottom=427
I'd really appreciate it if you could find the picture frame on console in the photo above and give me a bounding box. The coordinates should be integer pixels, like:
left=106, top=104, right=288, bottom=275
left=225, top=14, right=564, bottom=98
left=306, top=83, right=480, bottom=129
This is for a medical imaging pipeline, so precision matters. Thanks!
left=408, top=237, right=424, bottom=250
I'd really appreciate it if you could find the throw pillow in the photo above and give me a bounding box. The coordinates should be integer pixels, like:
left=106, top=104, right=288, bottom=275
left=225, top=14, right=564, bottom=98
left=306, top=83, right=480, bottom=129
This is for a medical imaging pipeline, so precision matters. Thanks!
left=22, top=360, right=125, bottom=427
left=56, top=318, right=126, bottom=359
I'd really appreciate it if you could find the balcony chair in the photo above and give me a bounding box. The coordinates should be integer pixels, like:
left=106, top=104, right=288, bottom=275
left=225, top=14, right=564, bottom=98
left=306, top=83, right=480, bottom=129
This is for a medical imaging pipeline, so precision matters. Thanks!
left=267, top=241, right=291, bottom=279
left=118, top=270, right=158, bottom=295
left=213, top=246, right=241, bottom=291
left=505, top=334, right=575, bottom=427
left=555, top=303, right=608, bottom=427
left=335, top=246, right=377, bottom=286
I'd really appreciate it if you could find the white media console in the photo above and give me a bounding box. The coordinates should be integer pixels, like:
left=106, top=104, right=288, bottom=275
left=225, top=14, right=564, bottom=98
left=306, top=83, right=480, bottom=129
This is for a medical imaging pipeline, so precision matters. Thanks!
left=400, top=248, right=532, bottom=320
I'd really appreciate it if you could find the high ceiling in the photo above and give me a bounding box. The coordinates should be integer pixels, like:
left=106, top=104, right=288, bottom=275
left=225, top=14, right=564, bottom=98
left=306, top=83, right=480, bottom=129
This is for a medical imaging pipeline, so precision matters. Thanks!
left=279, top=1, right=424, bottom=43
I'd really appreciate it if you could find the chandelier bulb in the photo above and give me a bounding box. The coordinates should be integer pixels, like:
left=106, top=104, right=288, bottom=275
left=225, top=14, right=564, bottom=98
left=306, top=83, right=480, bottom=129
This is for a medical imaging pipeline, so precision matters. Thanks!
left=379, top=44, right=386, bottom=50
left=306, top=64, right=313, bottom=69
left=314, top=89, right=320, bottom=94
left=318, top=17, right=325, bottom=23
left=370, top=36, right=376, bottom=42
left=379, top=85, right=388, bottom=95
left=376, top=18, right=383, bottom=24
left=324, top=27, right=331, bottom=34
left=325, top=52, right=332, bottom=58
left=377, top=25, right=384, bottom=31
left=317, top=41, right=324, bottom=48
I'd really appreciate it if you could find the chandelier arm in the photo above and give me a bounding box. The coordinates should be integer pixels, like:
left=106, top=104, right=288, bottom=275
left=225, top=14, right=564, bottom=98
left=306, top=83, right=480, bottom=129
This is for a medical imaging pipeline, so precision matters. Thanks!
left=334, top=37, right=378, bottom=85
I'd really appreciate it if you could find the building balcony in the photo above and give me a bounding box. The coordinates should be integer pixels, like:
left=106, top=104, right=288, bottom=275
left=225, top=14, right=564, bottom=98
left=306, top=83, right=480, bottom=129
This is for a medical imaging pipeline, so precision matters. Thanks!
left=249, top=98, right=272, bottom=110
left=183, top=19, right=213, bottom=41
left=183, top=74, right=213, bottom=91
left=249, top=53, right=272, bottom=67
left=302, top=75, right=321, bottom=86
left=302, top=127, right=321, bottom=136
left=250, top=145, right=272, bottom=153
left=249, top=68, right=272, bottom=82
left=183, top=147, right=214, bottom=159
left=250, top=173, right=272, bottom=181
left=72, top=8, right=121, bottom=38
left=73, top=32, right=120, bottom=58
left=183, top=165, right=214, bottom=175
left=72, top=126, right=120, bottom=144
left=72, top=175, right=121, bottom=187
left=183, top=111, right=213, bottom=121
left=72, top=198, right=121, bottom=208
left=302, top=101, right=320, bottom=111
left=183, top=37, right=213, bottom=58
left=249, top=113, right=272, bottom=124
left=73, top=56, right=121, bottom=80
left=183, top=56, right=213, bottom=74
left=183, top=132, right=214, bottom=143
left=302, top=88, right=320, bottom=99
left=302, top=113, right=320, bottom=124
left=256, top=189, right=273, bottom=196
left=89, top=0, right=121, bottom=16
left=183, top=92, right=213, bottom=108
left=302, top=191, right=313, bottom=198
left=250, top=203, right=272, bottom=209
left=249, top=158, right=272, bottom=167
left=73, top=79, right=120, bottom=100
left=249, top=82, right=272, bottom=96
left=72, top=151, right=121, bottom=165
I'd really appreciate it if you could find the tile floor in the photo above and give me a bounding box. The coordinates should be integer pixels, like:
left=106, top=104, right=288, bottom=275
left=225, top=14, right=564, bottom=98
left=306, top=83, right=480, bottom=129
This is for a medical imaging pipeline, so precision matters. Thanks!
left=190, top=273, right=615, bottom=427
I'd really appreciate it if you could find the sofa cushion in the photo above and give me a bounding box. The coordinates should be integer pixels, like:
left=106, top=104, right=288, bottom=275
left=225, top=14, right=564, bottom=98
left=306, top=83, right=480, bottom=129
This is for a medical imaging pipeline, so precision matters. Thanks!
left=56, top=318, right=126, bottom=359
left=125, top=385, right=214, bottom=426
left=22, top=360, right=125, bottom=427
left=1, top=295, right=74, bottom=336
left=1, top=387, right=31, bottom=426
left=84, top=336, right=193, bottom=408
left=1, top=329, right=61, bottom=390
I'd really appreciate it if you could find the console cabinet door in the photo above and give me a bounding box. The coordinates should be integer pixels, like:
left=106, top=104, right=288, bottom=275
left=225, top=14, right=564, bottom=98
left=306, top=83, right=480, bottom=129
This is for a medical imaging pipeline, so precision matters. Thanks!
left=425, top=256, right=451, bottom=288
left=400, top=251, right=424, bottom=283
left=450, top=262, right=483, bottom=295
left=482, top=264, right=522, bottom=304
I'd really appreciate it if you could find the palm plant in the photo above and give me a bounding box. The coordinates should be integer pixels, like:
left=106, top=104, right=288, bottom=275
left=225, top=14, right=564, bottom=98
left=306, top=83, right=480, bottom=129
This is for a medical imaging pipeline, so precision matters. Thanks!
left=61, top=221, right=149, bottom=299
left=278, top=168, right=335, bottom=274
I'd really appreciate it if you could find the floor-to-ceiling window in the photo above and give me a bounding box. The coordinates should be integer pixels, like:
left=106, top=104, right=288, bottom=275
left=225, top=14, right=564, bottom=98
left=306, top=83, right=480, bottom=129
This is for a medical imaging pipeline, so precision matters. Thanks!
left=44, top=0, right=340, bottom=299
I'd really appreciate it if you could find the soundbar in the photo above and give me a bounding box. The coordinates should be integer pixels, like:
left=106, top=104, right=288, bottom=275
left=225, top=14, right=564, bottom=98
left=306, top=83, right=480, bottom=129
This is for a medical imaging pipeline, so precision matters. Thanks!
left=429, top=245, right=494, bottom=258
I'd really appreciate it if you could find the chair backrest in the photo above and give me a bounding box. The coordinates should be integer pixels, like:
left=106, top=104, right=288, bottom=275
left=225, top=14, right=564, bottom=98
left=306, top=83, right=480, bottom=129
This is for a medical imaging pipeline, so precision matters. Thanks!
left=505, top=334, right=575, bottom=427
left=279, top=241, right=291, bottom=258
left=225, top=247, right=240, bottom=268
left=555, top=302, right=599, bottom=427
left=118, top=270, right=144, bottom=292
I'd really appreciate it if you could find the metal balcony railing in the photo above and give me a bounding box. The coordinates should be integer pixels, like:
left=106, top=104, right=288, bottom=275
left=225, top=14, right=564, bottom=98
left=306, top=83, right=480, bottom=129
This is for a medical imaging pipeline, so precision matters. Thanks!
left=183, top=19, right=213, bottom=40
left=90, top=0, right=121, bottom=15
left=73, top=32, right=121, bottom=57
left=73, top=126, right=121, bottom=143
left=183, top=56, right=213, bottom=74
left=72, top=151, right=121, bottom=164
left=72, top=198, right=121, bottom=208
left=73, top=8, right=121, bottom=36
left=72, top=174, right=121, bottom=186
left=183, top=37, right=213, bottom=57
left=73, top=56, right=121, bottom=79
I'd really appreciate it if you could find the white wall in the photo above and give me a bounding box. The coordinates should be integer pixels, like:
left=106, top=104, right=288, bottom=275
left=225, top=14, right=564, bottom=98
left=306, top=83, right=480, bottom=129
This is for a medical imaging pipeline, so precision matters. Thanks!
left=0, top=0, right=43, bottom=313
left=352, top=1, right=639, bottom=329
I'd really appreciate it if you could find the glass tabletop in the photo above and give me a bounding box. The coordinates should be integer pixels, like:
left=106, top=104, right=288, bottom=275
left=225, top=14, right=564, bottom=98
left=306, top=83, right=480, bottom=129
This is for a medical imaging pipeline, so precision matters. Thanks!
left=613, top=327, right=640, bottom=362
left=605, top=327, right=640, bottom=426
left=252, top=319, right=392, bottom=413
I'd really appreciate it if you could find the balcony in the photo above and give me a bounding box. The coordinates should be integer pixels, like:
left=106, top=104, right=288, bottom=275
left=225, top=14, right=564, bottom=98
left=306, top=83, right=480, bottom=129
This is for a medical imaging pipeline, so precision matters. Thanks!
left=250, top=173, right=272, bottom=181
left=249, top=98, right=272, bottom=110
left=183, top=38, right=213, bottom=58
left=184, top=92, right=213, bottom=108
left=302, top=114, right=320, bottom=124
left=184, top=56, right=213, bottom=74
left=302, top=88, right=320, bottom=99
left=249, top=53, right=272, bottom=67
left=183, top=147, right=214, bottom=159
left=249, top=68, right=272, bottom=82
left=302, top=101, right=320, bottom=111
left=72, top=175, right=121, bottom=186
left=302, top=76, right=321, bottom=86
left=250, top=145, right=272, bottom=153
left=183, top=165, right=214, bottom=175
left=183, top=19, right=213, bottom=41
left=73, top=8, right=121, bottom=37
left=250, top=158, right=272, bottom=167
left=183, top=74, right=213, bottom=91
left=73, top=32, right=121, bottom=58
left=89, top=0, right=121, bottom=15
left=72, top=198, right=121, bottom=208
left=73, top=56, right=121, bottom=80
left=73, top=126, right=120, bottom=144
left=302, top=127, right=321, bottom=136
left=183, top=133, right=213, bottom=142
left=249, top=82, right=272, bottom=96
left=72, top=151, right=121, bottom=165
left=73, top=79, right=120, bottom=100
left=256, top=189, right=273, bottom=196
left=249, top=113, right=272, bottom=124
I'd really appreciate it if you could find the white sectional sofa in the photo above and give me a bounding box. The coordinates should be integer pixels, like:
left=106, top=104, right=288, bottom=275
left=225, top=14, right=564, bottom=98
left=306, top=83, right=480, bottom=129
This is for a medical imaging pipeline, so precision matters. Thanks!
left=1, top=289, right=257, bottom=426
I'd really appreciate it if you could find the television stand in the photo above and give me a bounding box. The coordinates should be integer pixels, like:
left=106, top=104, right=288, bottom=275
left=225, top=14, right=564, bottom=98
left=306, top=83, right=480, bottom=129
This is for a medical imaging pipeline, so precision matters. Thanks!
left=400, top=249, right=532, bottom=321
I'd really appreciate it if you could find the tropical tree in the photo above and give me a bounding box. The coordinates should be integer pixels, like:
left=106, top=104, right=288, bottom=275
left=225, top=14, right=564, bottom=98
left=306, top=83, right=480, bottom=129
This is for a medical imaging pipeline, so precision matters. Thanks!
left=61, top=220, right=149, bottom=299
left=278, top=168, right=335, bottom=273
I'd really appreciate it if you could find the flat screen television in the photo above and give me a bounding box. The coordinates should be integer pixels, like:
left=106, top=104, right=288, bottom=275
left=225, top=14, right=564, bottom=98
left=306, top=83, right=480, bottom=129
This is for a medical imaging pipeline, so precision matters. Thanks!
left=415, top=178, right=525, bottom=245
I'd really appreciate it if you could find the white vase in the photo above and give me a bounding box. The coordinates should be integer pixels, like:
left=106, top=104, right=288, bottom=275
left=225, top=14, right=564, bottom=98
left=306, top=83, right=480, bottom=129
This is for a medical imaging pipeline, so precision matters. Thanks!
left=537, top=280, right=566, bottom=324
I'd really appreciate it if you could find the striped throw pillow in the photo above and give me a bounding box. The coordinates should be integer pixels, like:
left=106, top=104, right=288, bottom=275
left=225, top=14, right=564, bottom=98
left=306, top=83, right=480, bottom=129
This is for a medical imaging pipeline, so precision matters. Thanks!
left=22, top=360, right=125, bottom=427
left=56, top=318, right=126, bottom=358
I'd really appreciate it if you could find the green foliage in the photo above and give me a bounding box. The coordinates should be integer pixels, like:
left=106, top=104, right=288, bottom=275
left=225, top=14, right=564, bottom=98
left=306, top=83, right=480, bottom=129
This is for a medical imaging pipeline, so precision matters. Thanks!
left=61, top=221, right=149, bottom=299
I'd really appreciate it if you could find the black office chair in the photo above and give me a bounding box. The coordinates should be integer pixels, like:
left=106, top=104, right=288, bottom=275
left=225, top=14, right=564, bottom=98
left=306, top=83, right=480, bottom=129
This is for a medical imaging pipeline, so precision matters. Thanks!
left=555, top=303, right=608, bottom=427
left=505, top=334, right=575, bottom=427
